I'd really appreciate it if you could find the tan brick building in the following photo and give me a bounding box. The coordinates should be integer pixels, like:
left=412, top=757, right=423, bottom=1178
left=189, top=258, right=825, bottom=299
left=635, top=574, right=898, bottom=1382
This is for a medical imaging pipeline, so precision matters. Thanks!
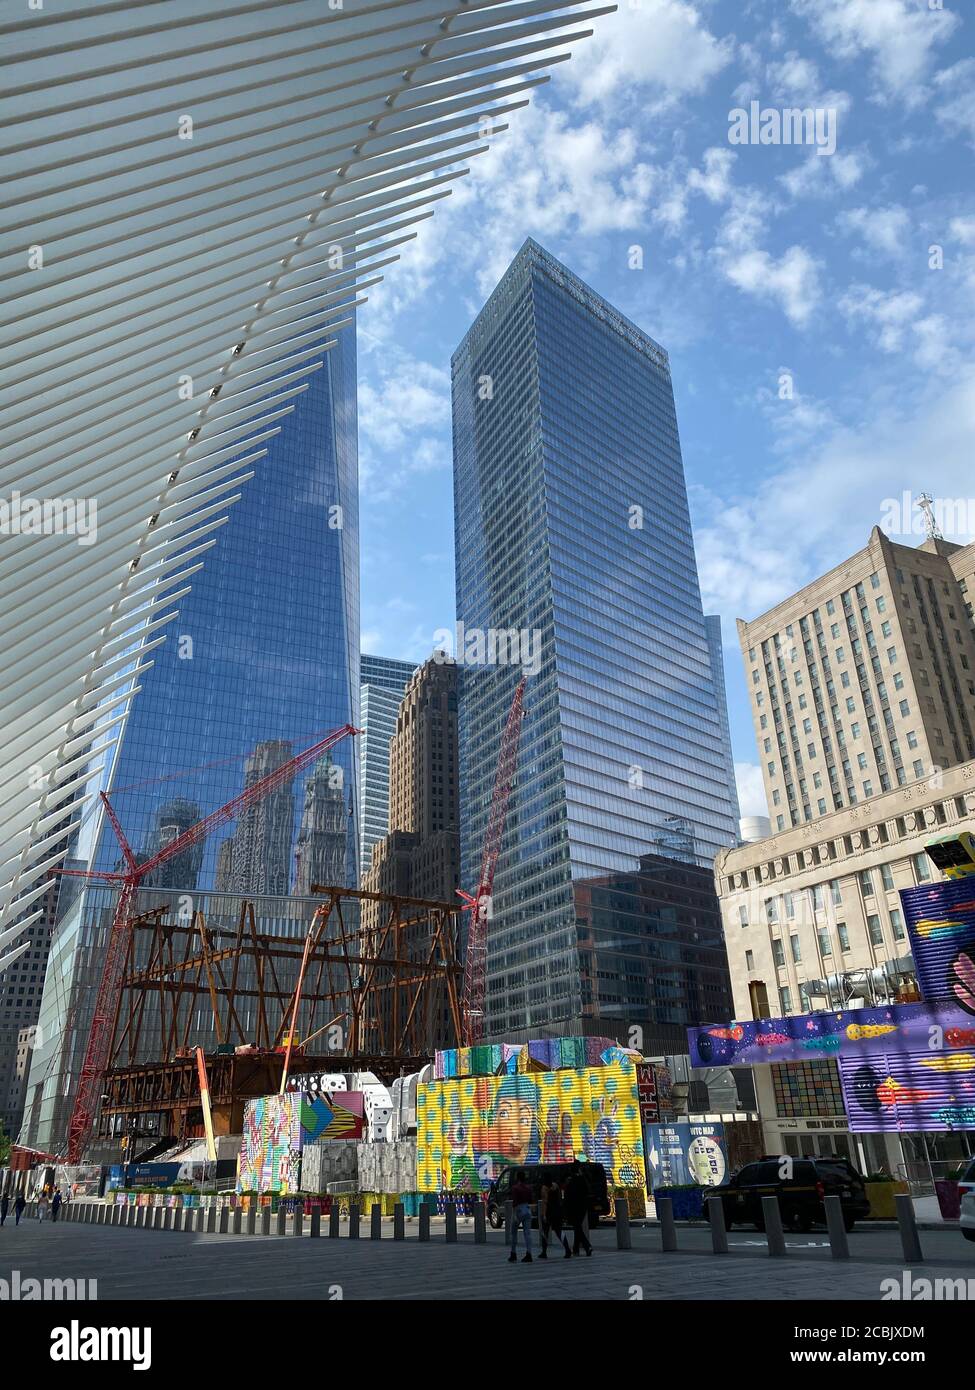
left=738, top=528, right=975, bottom=838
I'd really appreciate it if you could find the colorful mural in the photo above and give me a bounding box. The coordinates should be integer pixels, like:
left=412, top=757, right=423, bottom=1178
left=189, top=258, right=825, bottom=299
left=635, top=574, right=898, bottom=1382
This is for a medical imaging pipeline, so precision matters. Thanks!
left=901, top=879, right=975, bottom=1014
left=687, top=1000, right=975, bottom=1068
left=237, top=1095, right=302, bottom=1194
left=838, top=1048, right=975, bottom=1132
left=416, top=1060, right=645, bottom=1192
left=299, top=1091, right=365, bottom=1142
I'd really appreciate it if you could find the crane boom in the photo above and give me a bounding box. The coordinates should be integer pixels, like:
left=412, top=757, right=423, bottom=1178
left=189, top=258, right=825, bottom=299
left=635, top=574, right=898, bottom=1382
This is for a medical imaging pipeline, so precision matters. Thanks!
left=64, top=722, right=358, bottom=1162
left=458, top=676, right=526, bottom=1045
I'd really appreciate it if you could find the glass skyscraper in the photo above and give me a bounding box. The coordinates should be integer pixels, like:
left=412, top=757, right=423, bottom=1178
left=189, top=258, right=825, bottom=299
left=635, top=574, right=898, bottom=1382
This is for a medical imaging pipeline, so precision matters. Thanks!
left=21, top=326, right=359, bottom=1152
left=452, top=239, right=737, bottom=1044
left=359, top=654, right=416, bottom=876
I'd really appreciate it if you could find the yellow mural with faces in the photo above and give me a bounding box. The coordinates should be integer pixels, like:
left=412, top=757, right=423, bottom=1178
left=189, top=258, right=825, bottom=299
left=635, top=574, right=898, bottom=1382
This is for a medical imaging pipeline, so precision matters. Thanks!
left=416, top=1061, right=646, bottom=1192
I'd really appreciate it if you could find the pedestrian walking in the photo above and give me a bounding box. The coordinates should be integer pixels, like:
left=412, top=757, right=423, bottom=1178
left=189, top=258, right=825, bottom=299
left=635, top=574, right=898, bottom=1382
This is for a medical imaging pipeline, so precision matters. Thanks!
left=14, top=1195, right=26, bottom=1226
left=507, top=1169, right=534, bottom=1264
left=564, top=1162, right=593, bottom=1257
left=0, top=1194, right=9, bottom=1227
left=37, top=1192, right=50, bottom=1222
left=51, top=1189, right=63, bottom=1222
left=538, top=1171, right=570, bottom=1258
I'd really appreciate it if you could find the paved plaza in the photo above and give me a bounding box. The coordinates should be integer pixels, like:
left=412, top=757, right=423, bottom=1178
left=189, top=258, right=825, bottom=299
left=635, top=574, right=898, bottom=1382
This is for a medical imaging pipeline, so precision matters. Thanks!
left=2, top=1216, right=972, bottom=1301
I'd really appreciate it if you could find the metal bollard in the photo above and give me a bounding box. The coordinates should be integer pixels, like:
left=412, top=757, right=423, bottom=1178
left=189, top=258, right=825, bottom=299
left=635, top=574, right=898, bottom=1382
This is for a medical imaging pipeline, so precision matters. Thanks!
left=149, top=1207, right=160, bottom=1230
left=310, top=1210, right=321, bottom=1238
left=473, top=1202, right=486, bottom=1245
left=206, top=1205, right=217, bottom=1234
left=292, top=1209, right=303, bottom=1237
left=445, top=1201, right=457, bottom=1243
left=194, top=1208, right=205, bottom=1233
left=260, top=1207, right=271, bottom=1237
left=328, top=1205, right=340, bottom=1239
left=275, top=1206, right=287, bottom=1236
left=656, top=1196, right=677, bottom=1252
left=218, top=1206, right=229, bottom=1235
left=762, top=1196, right=786, bottom=1256
left=111, top=1204, right=120, bottom=1226
left=707, top=1196, right=728, bottom=1254
left=348, top=1203, right=360, bottom=1239
left=895, top=1194, right=924, bottom=1264
left=371, top=1204, right=382, bottom=1240
left=246, top=1205, right=257, bottom=1236
left=394, top=1204, right=405, bottom=1241
left=615, top=1197, right=633, bottom=1251
left=823, top=1196, right=849, bottom=1259
left=418, top=1204, right=430, bottom=1242
left=230, top=1209, right=242, bottom=1235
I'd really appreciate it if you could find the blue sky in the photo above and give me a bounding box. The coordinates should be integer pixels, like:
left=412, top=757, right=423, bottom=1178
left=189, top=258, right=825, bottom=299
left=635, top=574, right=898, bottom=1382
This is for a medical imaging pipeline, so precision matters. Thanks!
left=354, top=0, right=975, bottom=820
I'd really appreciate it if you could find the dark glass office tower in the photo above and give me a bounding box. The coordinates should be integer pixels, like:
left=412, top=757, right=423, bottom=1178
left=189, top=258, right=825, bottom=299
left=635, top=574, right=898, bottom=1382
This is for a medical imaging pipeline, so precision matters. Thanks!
left=452, top=240, right=737, bottom=1043
left=21, top=327, right=359, bottom=1152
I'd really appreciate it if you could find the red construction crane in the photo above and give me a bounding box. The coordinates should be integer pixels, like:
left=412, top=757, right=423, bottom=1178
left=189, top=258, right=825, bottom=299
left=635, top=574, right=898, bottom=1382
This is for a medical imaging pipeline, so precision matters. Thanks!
left=57, top=723, right=359, bottom=1163
left=457, top=676, right=526, bottom=1046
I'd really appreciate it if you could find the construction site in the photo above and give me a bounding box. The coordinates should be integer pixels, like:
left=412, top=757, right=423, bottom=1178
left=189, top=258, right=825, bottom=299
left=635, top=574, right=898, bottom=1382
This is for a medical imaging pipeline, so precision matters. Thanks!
left=7, top=682, right=536, bottom=1206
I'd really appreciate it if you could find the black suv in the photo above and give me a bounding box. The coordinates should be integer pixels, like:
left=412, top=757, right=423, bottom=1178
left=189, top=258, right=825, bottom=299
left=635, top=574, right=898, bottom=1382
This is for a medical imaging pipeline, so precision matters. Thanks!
left=486, top=1163, right=610, bottom=1230
left=720, top=1156, right=870, bottom=1233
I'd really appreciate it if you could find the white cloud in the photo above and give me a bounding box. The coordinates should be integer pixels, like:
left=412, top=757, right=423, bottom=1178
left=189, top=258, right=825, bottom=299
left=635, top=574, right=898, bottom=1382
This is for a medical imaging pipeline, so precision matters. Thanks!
left=779, top=147, right=869, bottom=199
left=838, top=283, right=924, bottom=351
left=687, top=147, right=737, bottom=203
left=735, top=763, right=769, bottom=819
left=358, top=354, right=449, bottom=453
left=838, top=204, right=911, bottom=257
left=933, top=59, right=975, bottom=144
left=790, top=0, right=958, bottom=107
left=721, top=244, right=823, bottom=326
left=694, top=367, right=975, bottom=623
left=567, top=0, right=733, bottom=110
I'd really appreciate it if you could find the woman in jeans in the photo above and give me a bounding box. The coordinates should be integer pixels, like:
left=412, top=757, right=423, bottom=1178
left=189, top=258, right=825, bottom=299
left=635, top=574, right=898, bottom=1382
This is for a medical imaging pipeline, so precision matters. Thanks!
left=507, top=1169, right=534, bottom=1263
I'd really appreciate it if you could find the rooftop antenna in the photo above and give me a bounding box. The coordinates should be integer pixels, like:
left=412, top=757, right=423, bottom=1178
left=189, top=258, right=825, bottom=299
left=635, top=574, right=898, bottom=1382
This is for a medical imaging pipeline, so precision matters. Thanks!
left=917, top=491, right=944, bottom=541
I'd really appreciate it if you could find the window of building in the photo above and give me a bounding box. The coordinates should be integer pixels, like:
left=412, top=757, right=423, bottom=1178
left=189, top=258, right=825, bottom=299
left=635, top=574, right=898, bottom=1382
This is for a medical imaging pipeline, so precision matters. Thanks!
left=890, top=908, right=906, bottom=941
left=780, top=987, right=793, bottom=1014
left=881, top=863, right=895, bottom=891
left=745, top=949, right=754, bottom=970
left=914, top=853, right=931, bottom=882
left=867, top=915, right=884, bottom=947
left=859, top=869, right=874, bottom=896
left=837, top=922, right=850, bottom=952
left=773, top=939, right=785, bottom=967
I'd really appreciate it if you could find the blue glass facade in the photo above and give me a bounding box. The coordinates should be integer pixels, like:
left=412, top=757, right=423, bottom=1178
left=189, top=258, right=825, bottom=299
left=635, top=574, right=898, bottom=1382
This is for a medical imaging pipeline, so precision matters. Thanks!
left=452, top=240, right=737, bottom=1042
left=20, top=326, right=359, bottom=1151
left=85, top=325, right=360, bottom=891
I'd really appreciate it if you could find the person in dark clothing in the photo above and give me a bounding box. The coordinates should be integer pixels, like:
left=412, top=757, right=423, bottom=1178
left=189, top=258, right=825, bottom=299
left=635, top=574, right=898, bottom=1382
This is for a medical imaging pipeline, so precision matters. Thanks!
left=13, top=1195, right=26, bottom=1226
left=564, top=1163, right=593, bottom=1256
left=538, top=1171, right=570, bottom=1259
left=51, top=1190, right=63, bottom=1222
left=0, top=1194, right=9, bottom=1226
left=507, top=1169, right=534, bottom=1263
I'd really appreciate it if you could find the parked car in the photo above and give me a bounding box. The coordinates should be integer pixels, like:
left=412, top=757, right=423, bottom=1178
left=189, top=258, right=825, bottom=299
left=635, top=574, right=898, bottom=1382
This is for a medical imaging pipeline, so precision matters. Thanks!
left=721, top=1155, right=871, bottom=1233
left=486, top=1163, right=610, bottom=1230
left=959, top=1157, right=975, bottom=1243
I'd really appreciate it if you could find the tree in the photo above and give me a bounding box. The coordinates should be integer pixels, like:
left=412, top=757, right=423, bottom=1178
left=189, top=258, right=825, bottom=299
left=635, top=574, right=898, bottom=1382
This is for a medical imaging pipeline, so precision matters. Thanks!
left=0, top=1123, right=10, bottom=1167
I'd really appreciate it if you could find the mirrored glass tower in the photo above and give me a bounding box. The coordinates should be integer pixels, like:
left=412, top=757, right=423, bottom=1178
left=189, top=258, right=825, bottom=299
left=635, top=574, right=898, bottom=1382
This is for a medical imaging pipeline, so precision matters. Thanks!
left=452, top=240, right=737, bottom=1045
left=21, top=326, right=359, bottom=1152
